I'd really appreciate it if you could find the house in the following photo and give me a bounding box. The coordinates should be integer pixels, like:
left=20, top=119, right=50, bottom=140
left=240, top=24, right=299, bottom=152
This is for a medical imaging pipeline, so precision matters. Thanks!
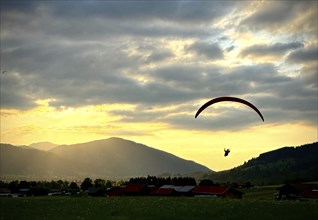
left=88, top=187, right=105, bottom=197
left=106, top=187, right=124, bottom=197
left=174, top=185, right=196, bottom=196
left=276, top=183, right=318, bottom=200
left=106, top=183, right=151, bottom=196
left=192, top=186, right=243, bottom=199
left=148, top=186, right=160, bottom=196
left=156, top=185, right=196, bottom=196
left=123, top=184, right=149, bottom=196
left=18, top=188, right=33, bottom=197
left=0, top=188, right=11, bottom=197
left=156, top=187, right=177, bottom=196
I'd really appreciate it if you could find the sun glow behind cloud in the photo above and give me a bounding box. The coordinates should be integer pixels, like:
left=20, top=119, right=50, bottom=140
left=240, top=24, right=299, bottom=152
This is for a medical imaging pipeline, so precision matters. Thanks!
left=1, top=1, right=317, bottom=171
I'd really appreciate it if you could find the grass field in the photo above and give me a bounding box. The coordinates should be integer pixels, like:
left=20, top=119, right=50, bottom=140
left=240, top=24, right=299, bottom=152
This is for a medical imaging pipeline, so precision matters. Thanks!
left=240, top=184, right=283, bottom=200
left=1, top=195, right=318, bottom=220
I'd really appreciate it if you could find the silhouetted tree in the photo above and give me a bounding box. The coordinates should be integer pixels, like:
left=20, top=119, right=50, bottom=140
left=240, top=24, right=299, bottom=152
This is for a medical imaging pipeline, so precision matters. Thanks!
left=69, top=182, right=80, bottom=194
left=57, top=180, right=69, bottom=189
left=0, top=181, right=8, bottom=188
left=8, top=181, right=19, bottom=193
left=94, top=179, right=106, bottom=188
left=199, top=179, right=215, bottom=186
left=81, top=177, right=93, bottom=191
left=172, top=177, right=196, bottom=186
left=105, top=180, right=113, bottom=188
left=18, top=180, right=30, bottom=189
left=69, top=182, right=79, bottom=189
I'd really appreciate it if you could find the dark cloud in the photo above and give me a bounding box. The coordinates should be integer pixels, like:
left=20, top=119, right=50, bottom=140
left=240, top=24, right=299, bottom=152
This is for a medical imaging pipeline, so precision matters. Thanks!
left=0, top=73, right=37, bottom=109
left=240, top=42, right=304, bottom=58
left=226, top=45, right=235, bottom=52
left=185, top=41, right=224, bottom=60
left=240, top=1, right=316, bottom=32
left=45, top=1, right=237, bottom=24
left=286, top=47, right=318, bottom=63
left=167, top=108, right=265, bottom=131
left=145, top=50, right=175, bottom=64
left=0, top=1, right=316, bottom=132
left=300, top=64, right=318, bottom=88
left=286, top=46, right=318, bottom=87
left=1, top=1, right=226, bottom=43
left=242, top=2, right=295, bottom=26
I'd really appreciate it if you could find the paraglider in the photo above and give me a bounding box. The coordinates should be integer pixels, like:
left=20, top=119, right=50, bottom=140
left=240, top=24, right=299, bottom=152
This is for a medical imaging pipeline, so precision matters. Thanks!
left=195, top=96, right=264, bottom=157
left=195, top=96, right=264, bottom=122
left=224, top=148, right=230, bottom=157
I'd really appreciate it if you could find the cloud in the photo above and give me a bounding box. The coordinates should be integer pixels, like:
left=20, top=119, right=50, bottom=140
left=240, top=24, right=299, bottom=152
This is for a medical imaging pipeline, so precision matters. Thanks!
left=240, top=1, right=317, bottom=34
left=286, top=47, right=318, bottom=64
left=185, top=41, right=224, bottom=60
left=0, top=73, right=37, bottom=109
left=240, top=42, right=304, bottom=58
left=286, top=46, right=318, bottom=87
left=0, top=1, right=317, bottom=132
left=1, top=1, right=233, bottom=41
left=145, top=50, right=175, bottom=64
left=46, top=1, right=237, bottom=24
left=103, top=63, right=316, bottom=131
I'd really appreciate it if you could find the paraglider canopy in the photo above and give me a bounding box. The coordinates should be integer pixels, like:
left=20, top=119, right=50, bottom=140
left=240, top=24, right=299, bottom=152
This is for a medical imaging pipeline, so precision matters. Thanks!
left=195, top=96, right=264, bottom=122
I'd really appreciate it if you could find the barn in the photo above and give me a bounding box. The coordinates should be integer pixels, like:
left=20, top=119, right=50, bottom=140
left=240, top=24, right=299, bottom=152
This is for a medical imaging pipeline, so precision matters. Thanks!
left=123, top=184, right=149, bottom=196
left=192, top=186, right=243, bottom=199
left=277, top=183, right=318, bottom=200
left=157, top=185, right=196, bottom=196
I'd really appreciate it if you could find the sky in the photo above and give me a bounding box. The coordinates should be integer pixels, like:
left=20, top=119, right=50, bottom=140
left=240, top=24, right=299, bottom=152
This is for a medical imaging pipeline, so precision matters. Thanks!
left=1, top=0, right=317, bottom=171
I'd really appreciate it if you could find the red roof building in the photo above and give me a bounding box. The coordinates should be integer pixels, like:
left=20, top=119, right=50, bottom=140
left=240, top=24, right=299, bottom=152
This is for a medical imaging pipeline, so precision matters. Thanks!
left=192, top=186, right=243, bottom=199
left=105, top=187, right=124, bottom=197
left=155, top=185, right=196, bottom=196
left=156, top=188, right=177, bottom=196
left=123, top=184, right=149, bottom=196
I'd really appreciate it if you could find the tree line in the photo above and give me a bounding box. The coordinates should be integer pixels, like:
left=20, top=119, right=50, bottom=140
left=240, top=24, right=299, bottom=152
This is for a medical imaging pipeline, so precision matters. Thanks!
left=0, top=176, right=250, bottom=196
left=0, top=176, right=198, bottom=192
left=0, top=178, right=116, bottom=195
left=128, top=176, right=197, bottom=186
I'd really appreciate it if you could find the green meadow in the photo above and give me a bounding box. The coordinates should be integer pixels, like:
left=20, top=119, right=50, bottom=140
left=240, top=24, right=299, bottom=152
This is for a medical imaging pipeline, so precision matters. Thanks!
left=1, top=194, right=318, bottom=220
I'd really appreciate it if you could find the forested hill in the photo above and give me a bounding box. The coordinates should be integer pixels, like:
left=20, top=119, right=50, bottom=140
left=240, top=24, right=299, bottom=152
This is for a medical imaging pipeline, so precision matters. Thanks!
left=204, top=142, right=318, bottom=185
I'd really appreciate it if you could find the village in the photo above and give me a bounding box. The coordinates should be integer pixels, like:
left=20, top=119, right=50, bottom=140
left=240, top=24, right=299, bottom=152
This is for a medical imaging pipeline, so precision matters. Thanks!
left=1, top=176, right=317, bottom=200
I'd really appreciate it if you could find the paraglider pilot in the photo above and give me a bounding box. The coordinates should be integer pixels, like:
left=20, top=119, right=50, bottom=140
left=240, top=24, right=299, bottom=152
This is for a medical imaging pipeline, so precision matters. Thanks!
left=224, top=148, right=230, bottom=157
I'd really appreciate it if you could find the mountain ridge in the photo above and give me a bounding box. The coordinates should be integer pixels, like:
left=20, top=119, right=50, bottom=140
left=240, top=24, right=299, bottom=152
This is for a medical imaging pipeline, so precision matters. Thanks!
left=29, top=142, right=58, bottom=151
left=203, top=142, right=318, bottom=185
left=0, top=137, right=210, bottom=180
left=1, top=138, right=317, bottom=184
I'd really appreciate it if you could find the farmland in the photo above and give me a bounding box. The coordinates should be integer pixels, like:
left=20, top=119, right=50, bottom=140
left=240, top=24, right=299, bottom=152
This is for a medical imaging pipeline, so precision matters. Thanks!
left=1, top=191, right=318, bottom=220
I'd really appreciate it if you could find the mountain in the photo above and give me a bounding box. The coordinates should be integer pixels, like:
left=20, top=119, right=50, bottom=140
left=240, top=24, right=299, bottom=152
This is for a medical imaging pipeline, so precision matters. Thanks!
left=29, top=142, right=58, bottom=151
left=0, top=144, right=88, bottom=179
left=0, top=137, right=210, bottom=180
left=203, top=142, right=318, bottom=185
left=50, top=137, right=211, bottom=177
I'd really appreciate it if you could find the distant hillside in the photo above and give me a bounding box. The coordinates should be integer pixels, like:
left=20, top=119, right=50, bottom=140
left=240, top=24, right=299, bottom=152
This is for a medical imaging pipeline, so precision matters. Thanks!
left=29, top=142, right=58, bottom=151
left=203, top=142, right=318, bottom=185
left=0, top=137, right=210, bottom=180
left=0, top=144, right=88, bottom=179
left=50, top=137, right=210, bottom=177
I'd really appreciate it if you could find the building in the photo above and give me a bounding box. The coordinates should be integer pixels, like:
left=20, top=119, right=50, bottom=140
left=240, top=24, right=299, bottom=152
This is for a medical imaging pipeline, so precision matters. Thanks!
left=106, top=187, right=124, bottom=197
left=0, top=188, right=11, bottom=197
left=156, top=185, right=196, bottom=196
left=123, top=184, right=149, bottom=196
left=88, top=187, right=105, bottom=197
left=192, top=186, right=243, bottom=199
left=277, top=183, right=318, bottom=200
